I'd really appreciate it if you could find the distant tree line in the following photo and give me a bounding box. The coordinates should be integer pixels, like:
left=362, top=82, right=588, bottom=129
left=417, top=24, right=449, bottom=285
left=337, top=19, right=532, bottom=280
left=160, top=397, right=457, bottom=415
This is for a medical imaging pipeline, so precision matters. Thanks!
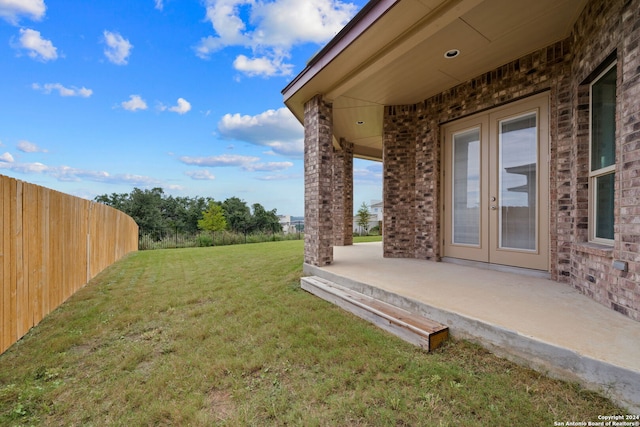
left=95, top=187, right=282, bottom=240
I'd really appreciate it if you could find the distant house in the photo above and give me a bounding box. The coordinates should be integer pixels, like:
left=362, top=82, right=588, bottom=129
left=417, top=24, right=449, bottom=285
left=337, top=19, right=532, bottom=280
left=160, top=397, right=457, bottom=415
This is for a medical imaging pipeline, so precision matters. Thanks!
left=283, top=0, right=640, bottom=321
left=369, top=200, right=383, bottom=223
left=279, top=215, right=304, bottom=234
left=353, top=200, right=383, bottom=234
left=278, top=215, right=296, bottom=234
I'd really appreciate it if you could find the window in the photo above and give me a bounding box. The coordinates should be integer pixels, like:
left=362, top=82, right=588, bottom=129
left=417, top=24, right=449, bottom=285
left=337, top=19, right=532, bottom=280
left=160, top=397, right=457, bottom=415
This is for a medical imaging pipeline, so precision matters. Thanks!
left=590, top=63, right=616, bottom=243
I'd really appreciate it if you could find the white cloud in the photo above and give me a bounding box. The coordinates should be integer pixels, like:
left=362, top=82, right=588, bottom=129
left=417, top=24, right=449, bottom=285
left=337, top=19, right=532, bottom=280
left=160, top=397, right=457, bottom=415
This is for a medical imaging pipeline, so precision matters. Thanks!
left=60, top=169, right=160, bottom=186
left=251, top=0, right=356, bottom=46
left=9, top=161, right=49, bottom=174
left=48, top=165, right=110, bottom=182
left=103, top=30, right=133, bottom=65
left=121, top=95, right=148, bottom=111
left=256, top=172, right=301, bottom=181
left=0, top=152, right=14, bottom=162
left=168, top=98, right=191, bottom=114
left=354, top=161, right=383, bottom=184
left=179, top=154, right=259, bottom=167
left=217, top=107, right=303, bottom=157
left=178, top=154, right=292, bottom=174
left=165, top=184, right=186, bottom=191
left=185, top=170, right=216, bottom=180
left=0, top=158, right=162, bottom=186
left=196, top=0, right=250, bottom=55
left=17, top=140, right=47, bottom=153
left=233, top=54, right=293, bottom=77
left=195, top=0, right=357, bottom=77
left=154, top=0, right=163, bottom=11
left=242, top=161, right=293, bottom=172
left=32, top=83, right=92, bottom=97
left=0, top=0, right=45, bottom=24
left=17, top=28, right=57, bottom=61
left=102, top=173, right=161, bottom=186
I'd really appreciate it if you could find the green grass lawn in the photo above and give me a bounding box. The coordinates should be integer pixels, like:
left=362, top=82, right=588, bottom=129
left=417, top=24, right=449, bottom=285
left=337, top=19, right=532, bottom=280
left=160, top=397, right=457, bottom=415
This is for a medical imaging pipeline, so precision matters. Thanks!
left=0, top=240, right=620, bottom=425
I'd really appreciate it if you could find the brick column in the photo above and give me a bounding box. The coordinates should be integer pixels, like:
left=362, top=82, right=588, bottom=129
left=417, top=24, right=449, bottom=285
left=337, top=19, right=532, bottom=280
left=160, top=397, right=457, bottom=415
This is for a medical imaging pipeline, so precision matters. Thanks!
left=414, top=104, right=440, bottom=260
left=304, top=95, right=334, bottom=266
left=383, top=105, right=417, bottom=258
left=333, top=139, right=354, bottom=246
left=551, top=68, right=573, bottom=283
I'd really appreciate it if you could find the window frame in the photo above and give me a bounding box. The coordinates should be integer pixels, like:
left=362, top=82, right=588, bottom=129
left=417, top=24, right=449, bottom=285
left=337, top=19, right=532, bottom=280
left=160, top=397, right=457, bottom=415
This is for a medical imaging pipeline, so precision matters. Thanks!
left=588, top=61, right=617, bottom=245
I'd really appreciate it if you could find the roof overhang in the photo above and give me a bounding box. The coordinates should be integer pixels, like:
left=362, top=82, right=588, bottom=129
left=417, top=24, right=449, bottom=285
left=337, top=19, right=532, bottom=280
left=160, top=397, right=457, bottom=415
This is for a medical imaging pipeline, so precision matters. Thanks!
left=282, top=0, right=587, bottom=160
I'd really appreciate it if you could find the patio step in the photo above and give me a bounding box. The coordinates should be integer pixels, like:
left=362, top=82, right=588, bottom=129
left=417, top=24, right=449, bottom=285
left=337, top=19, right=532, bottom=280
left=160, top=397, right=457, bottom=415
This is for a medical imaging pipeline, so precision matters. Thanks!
left=301, top=276, right=448, bottom=351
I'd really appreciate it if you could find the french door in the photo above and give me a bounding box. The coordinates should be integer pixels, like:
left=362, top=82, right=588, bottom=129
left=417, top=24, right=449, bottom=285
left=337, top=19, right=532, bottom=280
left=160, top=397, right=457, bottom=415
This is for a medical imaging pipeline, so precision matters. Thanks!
left=443, top=93, right=549, bottom=271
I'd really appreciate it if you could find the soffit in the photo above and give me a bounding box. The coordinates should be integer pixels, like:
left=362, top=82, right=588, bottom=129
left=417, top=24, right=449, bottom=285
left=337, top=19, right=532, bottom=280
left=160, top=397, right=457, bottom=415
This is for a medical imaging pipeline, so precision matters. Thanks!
left=283, top=0, right=587, bottom=160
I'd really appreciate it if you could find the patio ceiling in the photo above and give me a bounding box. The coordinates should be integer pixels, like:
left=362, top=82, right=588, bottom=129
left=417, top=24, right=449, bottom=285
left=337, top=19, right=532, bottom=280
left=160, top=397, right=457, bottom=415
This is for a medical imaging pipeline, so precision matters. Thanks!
left=282, top=0, right=587, bottom=160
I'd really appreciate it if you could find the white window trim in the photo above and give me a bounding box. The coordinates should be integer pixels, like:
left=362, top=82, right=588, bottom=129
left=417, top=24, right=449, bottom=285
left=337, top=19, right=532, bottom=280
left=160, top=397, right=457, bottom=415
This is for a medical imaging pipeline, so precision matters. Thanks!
left=588, top=61, right=616, bottom=246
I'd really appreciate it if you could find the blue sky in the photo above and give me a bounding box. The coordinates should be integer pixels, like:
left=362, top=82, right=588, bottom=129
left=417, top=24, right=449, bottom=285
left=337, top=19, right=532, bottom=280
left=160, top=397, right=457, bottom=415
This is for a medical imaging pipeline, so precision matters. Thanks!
left=0, top=0, right=382, bottom=216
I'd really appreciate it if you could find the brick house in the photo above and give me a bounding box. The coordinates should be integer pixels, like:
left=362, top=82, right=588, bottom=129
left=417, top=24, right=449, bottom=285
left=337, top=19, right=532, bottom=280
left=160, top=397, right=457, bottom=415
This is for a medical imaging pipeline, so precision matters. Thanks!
left=282, top=0, right=640, bottom=321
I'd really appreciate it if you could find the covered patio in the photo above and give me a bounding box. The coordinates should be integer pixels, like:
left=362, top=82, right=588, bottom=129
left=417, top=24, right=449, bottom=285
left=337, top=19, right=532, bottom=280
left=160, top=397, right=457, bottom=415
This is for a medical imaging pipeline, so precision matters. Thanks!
left=284, top=0, right=640, bottom=414
left=303, top=242, right=640, bottom=412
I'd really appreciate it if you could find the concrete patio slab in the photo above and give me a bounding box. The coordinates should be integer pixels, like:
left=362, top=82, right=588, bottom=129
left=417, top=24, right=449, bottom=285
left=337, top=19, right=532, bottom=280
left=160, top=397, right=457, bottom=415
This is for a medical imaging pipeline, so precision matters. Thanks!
left=303, top=242, right=640, bottom=412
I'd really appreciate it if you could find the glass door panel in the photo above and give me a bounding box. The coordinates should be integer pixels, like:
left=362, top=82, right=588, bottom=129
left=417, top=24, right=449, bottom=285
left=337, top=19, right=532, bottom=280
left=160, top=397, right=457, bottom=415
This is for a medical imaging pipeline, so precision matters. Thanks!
left=443, top=117, right=488, bottom=263
left=452, top=128, right=481, bottom=246
left=443, top=92, right=549, bottom=271
left=498, top=113, right=537, bottom=251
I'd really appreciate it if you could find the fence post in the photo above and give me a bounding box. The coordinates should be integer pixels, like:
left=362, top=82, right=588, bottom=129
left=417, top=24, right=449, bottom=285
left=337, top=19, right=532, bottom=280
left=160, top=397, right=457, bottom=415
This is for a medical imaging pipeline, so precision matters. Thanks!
left=86, top=203, right=92, bottom=283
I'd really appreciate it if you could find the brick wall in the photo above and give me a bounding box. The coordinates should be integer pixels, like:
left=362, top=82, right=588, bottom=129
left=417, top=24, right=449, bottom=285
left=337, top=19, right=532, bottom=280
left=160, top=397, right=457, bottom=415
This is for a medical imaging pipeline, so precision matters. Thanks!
left=380, top=0, right=640, bottom=321
left=383, top=41, right=571, bottom=266
left=569, top=0, right=640, bottom=320
left=383, top=105, right=417, bottom=258
left=333, top=138, right=354, bottom=246
left=616, top=0, right=640, bottom=320
left=414, top=112, right=440, bottom=260
left=304, top=95, right=334, bottom=266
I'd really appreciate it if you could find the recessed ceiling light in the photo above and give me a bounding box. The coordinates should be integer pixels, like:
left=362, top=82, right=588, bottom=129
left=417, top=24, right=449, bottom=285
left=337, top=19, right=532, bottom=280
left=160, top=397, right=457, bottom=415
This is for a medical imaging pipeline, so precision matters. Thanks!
left=444, top=49, right=460, bottom=59
left=356, top=121, right=365, bottom=125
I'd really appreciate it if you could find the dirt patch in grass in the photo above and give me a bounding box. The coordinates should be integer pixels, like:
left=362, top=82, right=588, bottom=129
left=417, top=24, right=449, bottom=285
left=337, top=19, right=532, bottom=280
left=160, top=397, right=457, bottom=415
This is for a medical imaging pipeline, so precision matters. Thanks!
left=206, top=389, right=236, bottom=422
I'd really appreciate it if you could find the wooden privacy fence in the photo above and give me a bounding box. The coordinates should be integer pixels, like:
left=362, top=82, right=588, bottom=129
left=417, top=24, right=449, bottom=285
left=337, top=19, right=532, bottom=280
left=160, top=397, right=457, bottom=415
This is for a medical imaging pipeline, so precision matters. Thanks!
left=1, top=175, right=138, bottom=355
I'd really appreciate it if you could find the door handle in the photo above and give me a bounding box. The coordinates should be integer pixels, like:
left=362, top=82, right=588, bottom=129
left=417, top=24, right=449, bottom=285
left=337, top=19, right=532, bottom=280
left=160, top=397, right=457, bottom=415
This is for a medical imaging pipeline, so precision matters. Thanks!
left=491, top=206, right=497, bottom=210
